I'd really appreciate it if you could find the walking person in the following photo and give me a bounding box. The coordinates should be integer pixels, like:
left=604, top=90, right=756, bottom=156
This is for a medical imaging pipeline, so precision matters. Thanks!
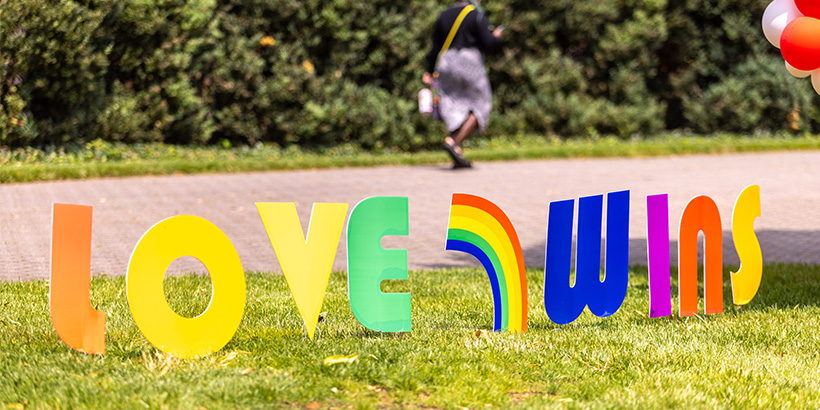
left=423, top=0, right=503, bottom=169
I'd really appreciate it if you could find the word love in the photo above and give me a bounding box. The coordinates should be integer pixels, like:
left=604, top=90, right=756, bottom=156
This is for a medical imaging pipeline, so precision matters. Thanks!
left=49, top=186, right=761, bottom=358
left=51, top=197, right=410, bottom=358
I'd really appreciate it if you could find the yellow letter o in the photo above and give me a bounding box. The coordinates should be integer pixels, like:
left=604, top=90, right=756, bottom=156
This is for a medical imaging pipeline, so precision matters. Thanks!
left=127, top=215, right=246, bottom=359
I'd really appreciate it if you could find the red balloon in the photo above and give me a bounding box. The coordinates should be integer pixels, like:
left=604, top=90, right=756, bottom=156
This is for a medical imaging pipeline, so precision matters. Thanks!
left=795, top=0, right=820, bottom=18
left=781, top=17, right=820, bottom=71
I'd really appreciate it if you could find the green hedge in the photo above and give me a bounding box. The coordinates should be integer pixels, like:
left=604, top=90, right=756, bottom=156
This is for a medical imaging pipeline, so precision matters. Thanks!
left=0, top=0, right=814, bottom=149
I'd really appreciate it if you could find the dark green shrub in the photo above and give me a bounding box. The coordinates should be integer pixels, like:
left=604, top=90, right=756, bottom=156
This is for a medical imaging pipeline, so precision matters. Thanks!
left=682, top=54, right=815, bottom=133
left=102, top=0, right=220, bottom=144
left=0, top=0, right=816, bottom=150
left=0, top=0, right=112, bottom=146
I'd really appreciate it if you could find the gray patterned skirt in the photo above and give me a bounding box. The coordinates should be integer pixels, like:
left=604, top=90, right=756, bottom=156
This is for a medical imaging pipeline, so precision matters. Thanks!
left=436, top=48, right=492, bottom=133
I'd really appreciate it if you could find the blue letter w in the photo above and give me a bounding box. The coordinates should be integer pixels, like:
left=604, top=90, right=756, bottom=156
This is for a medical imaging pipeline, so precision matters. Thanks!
left=543, top=190, right=630, bottom=324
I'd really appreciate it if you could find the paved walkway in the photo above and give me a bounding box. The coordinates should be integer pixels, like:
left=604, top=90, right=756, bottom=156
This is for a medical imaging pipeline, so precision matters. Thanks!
left=2, top=151, right=819, bottom=281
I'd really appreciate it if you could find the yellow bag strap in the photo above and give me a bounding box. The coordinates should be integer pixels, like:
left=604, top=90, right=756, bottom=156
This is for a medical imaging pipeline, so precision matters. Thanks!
left=434, top=4, right=475, bottom=75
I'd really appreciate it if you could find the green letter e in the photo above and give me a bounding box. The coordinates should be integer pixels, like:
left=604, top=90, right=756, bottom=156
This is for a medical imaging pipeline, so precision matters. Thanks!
left=347, top=196, right=411, bottom=332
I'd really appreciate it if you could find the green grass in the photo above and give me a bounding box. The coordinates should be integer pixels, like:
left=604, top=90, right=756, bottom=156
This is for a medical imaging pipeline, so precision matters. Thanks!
left=2, top=264, right=820, bottom=408
left=2, top=133, right=820, bottom=183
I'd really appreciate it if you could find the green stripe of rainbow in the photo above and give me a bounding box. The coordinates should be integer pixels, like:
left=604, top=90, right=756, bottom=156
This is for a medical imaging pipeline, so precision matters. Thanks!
left=445, top=193, right=528, bottom=332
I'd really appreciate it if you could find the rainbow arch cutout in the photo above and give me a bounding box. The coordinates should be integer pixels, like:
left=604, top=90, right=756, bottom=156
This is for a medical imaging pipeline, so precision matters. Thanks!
left=445, top=193, right=528, bottom=332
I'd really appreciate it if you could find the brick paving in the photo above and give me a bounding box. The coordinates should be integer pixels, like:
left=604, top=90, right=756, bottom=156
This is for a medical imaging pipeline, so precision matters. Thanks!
left=1, top=151, right=819, bottom=281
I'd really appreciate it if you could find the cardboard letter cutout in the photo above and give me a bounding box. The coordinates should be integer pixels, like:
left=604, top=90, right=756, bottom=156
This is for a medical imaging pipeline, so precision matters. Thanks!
left=127, top=216, right=246, bottom=359
left=730, top=185, right=763, bottom=305
left=50, top=203, right=106, bottom=355
left=544, top=191, right=630, bottom=324
left=678, top=196, right=723, bottom=316
left=347, top=197, right=411, bottom=332
left=646, top=194, right=672, bottom=318
left=446, top=194, right=527, bottom=332
left=257, top=203, right=348, bottom=340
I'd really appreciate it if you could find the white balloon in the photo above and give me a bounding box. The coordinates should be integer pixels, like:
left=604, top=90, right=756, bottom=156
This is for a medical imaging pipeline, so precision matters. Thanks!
left=811, top=71, right=820, bottom=96
left=762, top=0, right=803, bottom=48
left=786, top=61, right=812, bottom=78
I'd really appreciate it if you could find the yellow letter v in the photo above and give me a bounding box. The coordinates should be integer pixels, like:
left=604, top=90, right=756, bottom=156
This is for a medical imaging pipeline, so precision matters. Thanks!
left=257, top=203, right=348, bottom=340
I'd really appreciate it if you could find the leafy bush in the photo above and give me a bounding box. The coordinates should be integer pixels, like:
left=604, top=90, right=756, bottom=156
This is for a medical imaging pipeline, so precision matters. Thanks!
left=0, top=0, right=111, bottom=146
left=0, top=0, right=815, bottom=150
left=682, top=54, right=816, bottom=132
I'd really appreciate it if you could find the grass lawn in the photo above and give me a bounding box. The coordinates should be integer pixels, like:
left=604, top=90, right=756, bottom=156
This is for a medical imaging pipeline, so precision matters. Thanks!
left=2, top=133, right=820, bottom=183
left=1, top=264, right=819, bottom=409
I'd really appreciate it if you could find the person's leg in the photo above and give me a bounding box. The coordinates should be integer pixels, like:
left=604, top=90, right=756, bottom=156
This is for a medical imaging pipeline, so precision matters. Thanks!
left=443, top=112, right=478, bottom=168
left=444, top=112, right=478, bottom=155
left=452, top=112, right=479, bottom=148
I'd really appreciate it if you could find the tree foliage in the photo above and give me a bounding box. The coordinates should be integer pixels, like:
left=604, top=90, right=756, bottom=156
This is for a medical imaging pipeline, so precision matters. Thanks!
left=0, top=0, right=812, bottom=149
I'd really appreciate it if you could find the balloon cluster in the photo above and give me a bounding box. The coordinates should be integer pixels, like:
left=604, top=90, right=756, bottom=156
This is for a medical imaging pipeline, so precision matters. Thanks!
left=762, top=0, right=820, bottom=94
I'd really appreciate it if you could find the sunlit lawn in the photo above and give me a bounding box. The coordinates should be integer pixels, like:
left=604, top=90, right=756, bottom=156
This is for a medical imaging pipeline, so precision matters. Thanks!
left=1, top=264, right=819, bottom=409
left=2, top=133, right=820, bottom=183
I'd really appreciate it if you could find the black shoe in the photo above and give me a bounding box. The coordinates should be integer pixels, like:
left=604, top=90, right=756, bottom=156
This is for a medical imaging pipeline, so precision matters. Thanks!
left=443, top=140, right=461, bottom=162
left=443, top=141, right=471, bottom=169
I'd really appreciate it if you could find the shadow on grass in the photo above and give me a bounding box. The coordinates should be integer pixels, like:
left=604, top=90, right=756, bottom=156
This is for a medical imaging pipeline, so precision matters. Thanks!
left=346, top=329, right=413, bottom=339
left=522, top=261, right=820, bottom=332
left=425, top=228, right=820, bottom=331
left=745, top=263, right=820, bottom=308
left=443, top=231, right=820, bottom=331
left=519, top=229, right=820, bottom=307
